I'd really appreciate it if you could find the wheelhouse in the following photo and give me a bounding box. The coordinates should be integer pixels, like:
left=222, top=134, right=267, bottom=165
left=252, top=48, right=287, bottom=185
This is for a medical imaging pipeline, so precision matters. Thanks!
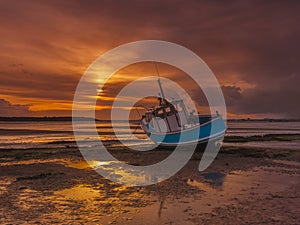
left=144, top=98, right=197, bottom=133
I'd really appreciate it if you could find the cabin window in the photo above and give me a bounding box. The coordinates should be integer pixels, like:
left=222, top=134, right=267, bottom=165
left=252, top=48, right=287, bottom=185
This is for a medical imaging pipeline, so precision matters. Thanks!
left=165, top=106, right=174, bottom=116
left=176, top=105, right=182, bottom=112
left=154, top=109, right=165, bottom=119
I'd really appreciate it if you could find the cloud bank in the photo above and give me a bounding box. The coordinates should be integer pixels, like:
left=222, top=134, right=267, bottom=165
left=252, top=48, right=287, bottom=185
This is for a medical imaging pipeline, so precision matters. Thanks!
left=0, top=0, right=299, bottom=118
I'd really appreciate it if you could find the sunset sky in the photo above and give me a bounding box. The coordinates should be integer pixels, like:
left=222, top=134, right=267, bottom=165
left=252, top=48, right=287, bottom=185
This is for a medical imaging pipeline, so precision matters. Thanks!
left=0, top=0, right=299, bottom=119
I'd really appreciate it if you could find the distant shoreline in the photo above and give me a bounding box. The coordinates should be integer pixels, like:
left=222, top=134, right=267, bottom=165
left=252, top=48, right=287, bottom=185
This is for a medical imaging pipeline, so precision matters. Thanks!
left=0, top=116, right=299, bottom=122
left=0, top=117, right=99, bottom=122
left=227, top=118, right=300, bottom=122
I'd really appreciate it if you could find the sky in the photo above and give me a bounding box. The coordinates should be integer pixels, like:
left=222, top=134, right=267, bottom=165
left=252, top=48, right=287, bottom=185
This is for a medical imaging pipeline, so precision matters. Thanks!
left=0, top=0, right=299, bottom=119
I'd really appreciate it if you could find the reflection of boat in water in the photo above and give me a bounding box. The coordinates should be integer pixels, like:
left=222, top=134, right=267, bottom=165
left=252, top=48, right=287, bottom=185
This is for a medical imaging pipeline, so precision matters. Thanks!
left=140, top=78, right=226, bottom=147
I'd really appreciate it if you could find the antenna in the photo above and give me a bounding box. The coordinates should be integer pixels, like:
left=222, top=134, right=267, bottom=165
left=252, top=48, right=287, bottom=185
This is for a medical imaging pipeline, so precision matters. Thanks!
left=154, top=63, right=166, bottom=100
left=154, top=62, right=160, bottom=78
left=157, top=77, right=166, bottom=100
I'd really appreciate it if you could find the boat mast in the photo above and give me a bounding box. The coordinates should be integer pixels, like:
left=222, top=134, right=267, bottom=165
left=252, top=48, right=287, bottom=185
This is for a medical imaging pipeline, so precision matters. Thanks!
left=154, top=63, right=166, bottom=100
left=157, top=78, right=166, bottom=100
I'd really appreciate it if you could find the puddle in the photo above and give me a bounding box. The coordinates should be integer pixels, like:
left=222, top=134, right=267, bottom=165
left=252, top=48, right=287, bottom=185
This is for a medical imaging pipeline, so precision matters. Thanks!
left=0, top=158, right=66, bottom=166
left=54, top=185, right=104, bottom=201
left=187, top=179, right=217, bottom=192
left=2, top=157, right=299, bottom=224
left=184, top=167, right=300, bottom=214
left=66, top=160, right=116, bottom=170
left=98, top=167, right=300, bottom=224
left=48, top=183, right=149, bottom=224
left=188, top=167, right=299, bottom=197
left=200, top=172, right=226, bottom=188
left=0, top=177, right=13, bottom=194
left=187, top=172, right=226, bottom=191
left=81, top=160, right=166, bottom=185
left=0, top=158, right=116, bottom=171
left=1, top=165, right=298, bottom=224
left=64, top=160, right=93, bottom=170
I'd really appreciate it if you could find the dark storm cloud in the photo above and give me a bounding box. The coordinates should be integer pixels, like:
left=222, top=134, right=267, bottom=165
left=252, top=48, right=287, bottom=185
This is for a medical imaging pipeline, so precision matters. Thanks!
left=221, top=73, right=300, bottom=118
left=237, top=73, right=300, bottom=118
left=0, top=0, right=299, bottom=117
left=0, top=66, right=77, bottom=101
left=0, top=99, right=31, bottom=116
left=221, top=86, right=242, bottom=107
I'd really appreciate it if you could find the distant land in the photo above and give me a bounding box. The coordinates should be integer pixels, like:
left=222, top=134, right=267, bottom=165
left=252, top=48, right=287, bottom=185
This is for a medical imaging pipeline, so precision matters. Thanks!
left=227, top=118, right=300, bottom=122
left=0, top=117, right=299, bottom=122
left=0, top=117, right=99, bottom=122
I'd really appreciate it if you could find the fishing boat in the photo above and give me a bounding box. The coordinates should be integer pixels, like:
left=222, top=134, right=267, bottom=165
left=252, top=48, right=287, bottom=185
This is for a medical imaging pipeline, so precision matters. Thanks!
left=140, top=78, right=226, bottom=147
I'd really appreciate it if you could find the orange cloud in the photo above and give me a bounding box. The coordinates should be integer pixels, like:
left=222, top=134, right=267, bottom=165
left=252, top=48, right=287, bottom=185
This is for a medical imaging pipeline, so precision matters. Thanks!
left=0, top=1, right=299, bottom=118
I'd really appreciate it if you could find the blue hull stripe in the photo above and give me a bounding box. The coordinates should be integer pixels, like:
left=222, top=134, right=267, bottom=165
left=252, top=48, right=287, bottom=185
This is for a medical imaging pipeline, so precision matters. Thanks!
left=144, top=117, right=226, bottom=145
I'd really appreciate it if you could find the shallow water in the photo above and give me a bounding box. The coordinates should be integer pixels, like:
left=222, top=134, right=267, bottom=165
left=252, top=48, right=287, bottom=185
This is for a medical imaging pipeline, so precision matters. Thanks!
left=96, top=166, right=300, bottom=224
left=223, top=139, right=300, bottom=150
left=0, top=121, right=300, bottom=150
left=55, top=184, right=104, bottom=201
left=0, top=146, right=299, bottom=225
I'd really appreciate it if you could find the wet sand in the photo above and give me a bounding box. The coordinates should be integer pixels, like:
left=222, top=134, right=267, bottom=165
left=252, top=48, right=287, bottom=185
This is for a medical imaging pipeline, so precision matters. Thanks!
left=0, top=146, right=299, bottom=224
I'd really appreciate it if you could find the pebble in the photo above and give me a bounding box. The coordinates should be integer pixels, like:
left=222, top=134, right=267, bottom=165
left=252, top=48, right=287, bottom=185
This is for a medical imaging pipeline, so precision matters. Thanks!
left=18, top=186, right=27, bottom=190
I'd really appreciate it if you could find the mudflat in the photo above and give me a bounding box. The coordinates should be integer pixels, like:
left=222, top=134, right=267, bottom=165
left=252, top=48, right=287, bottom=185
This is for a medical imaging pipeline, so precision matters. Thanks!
left=0, top=146, right=299, bottom=224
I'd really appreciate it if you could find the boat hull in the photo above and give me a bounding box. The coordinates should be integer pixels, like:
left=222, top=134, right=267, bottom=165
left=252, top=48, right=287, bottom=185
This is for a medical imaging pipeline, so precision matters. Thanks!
left=141, top=116, right=226, bottom=147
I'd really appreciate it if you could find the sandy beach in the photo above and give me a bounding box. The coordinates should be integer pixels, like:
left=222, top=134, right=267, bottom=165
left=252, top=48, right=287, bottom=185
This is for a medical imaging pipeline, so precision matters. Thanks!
left=1, top=145, right=299, bottom=225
